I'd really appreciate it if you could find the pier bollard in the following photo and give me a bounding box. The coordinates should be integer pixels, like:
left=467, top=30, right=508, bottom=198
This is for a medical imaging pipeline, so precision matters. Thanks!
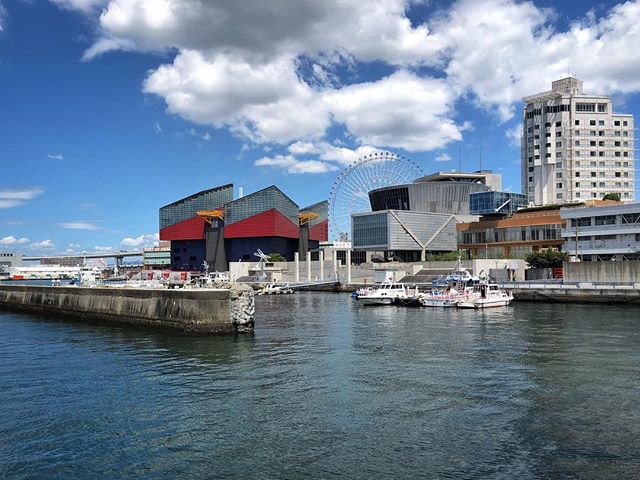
left=294, top=252, right=300, bottom=283
left=319, top=251, right=324, bottom=281
left=306, top=252, right=312, bottom=282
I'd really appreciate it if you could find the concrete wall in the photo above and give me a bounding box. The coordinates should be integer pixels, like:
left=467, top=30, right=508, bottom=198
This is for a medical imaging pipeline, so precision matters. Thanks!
left=511, top=287, right=640, bottom=304
left=0, top=285, right=255, bottom=334
left=563, top=261, right=640, bottom=282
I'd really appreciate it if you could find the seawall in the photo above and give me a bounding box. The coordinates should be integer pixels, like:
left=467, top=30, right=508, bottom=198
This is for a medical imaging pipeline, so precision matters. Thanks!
left=0, top=284, right=255, bottom=334
left=510, top=285, right=640, bottom=304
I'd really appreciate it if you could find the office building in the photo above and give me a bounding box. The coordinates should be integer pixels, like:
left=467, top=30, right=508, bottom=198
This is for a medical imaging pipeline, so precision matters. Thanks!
left=561, top=202, right=640, bottom=261
left=522, top=77, right=634, bottom=205
left=457, top=208, right=565, bottom=259
left=0, top=252, right=22, bottom=274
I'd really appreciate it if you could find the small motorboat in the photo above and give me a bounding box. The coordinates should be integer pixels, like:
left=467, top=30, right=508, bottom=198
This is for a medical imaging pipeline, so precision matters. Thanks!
left=456, top=283, right=513, bottom=309
left=352, top=286, right=373, bottom=299
left=257, top=283, right=294, bottom=295
left=358, top=282, right=408, bottom=306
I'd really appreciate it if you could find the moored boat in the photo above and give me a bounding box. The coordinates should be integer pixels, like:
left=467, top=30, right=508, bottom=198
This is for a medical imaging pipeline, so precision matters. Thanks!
left=257, top=283, right=294, bottom=295
left=358, top=282, right=408, bottom=306
left=456, top=283, right=513, bottom=309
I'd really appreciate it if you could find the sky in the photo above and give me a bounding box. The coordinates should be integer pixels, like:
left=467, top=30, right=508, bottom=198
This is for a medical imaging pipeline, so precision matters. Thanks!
left=1, top=0, right=640, bottom=255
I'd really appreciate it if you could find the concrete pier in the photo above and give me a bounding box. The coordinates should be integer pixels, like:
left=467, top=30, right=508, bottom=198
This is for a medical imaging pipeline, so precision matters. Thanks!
left=507, top=283, right=640, bottom=304
left=0, top=284, right=255, bottom=334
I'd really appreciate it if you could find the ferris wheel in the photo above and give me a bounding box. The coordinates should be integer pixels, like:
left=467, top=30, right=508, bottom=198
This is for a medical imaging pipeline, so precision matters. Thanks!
left=328, top=151, right=424, bottom=241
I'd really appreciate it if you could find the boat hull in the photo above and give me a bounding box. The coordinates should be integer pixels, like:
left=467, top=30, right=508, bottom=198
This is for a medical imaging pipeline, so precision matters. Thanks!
left=422, top=298, right=458, bottom=308
left=359, top=296, right=395, bottom=306
left=457, top=298, right=513, bottom=309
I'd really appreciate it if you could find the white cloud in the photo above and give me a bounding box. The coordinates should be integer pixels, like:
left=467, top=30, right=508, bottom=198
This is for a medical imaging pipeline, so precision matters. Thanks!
left=50, top=0, right=107, bottom=13
left=254, top=155, right=338, bottom=174
left=325, top=71, right=466, bottom=151
left=0, top=3, right=6, bottom=33
left=154, top=121, right=162, bottom=134
left=505, top=123, right=523, bottom=149
left=0, top=187, right=44, bottom=209
left=58, top=0, right=640, bottom=160
left=287, top=142, right=378, bottom=166
left=144, top=51, right=330, bottom=144
left=425, top=0, right=640, bottom=121
left=58, top=221, right=102, bottom=230
left=47, top=153, right=64, bottom=160
left=120, top=233, right=159, bottom=248
left=79, top=203, right=98, bottom=209
left=30, top=239, right=55, bottom=250
left=435, top=153, right=452, bottom=162
left=94, top=246, right=113, bottom=252
left=0, top=236, right=30, bottom=246
left=90, top=0, right=438, bottom=64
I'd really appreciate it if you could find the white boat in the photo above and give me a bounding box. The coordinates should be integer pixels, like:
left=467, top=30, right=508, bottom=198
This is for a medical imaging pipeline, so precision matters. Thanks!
left=456, top=283, right=513, bottom=309
left=257, top=283, right=294, bottom=295
left=352, top=286, right=373, bottom=299
left=420, top=285, right=472, bottom=308
left=358, top=282, right=408, bottom=306
left=421, top=293, right=459, bottom=308
left=192, top=271, right=230, bottom=288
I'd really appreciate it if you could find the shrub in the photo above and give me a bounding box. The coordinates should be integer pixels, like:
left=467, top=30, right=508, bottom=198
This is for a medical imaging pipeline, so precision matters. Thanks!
left=524, top=248, right=567, bottom=268
left=602, top=192, right=621, bottom=201
left=266, top=252, right=286, bottom=262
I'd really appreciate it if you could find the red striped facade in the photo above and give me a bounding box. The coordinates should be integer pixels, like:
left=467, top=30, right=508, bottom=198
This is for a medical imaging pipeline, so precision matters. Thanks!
left=159, top=216, right=207, bottom=241
left=223, top=208, right=300, bottom=239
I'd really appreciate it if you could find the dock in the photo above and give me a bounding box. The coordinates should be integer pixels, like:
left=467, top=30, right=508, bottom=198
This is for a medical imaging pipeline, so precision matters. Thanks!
left=502, top=281, right=640, bottom=304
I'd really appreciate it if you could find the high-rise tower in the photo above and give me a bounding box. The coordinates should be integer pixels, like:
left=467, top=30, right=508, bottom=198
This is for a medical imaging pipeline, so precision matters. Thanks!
left=521, top=77, right=634, bottom=205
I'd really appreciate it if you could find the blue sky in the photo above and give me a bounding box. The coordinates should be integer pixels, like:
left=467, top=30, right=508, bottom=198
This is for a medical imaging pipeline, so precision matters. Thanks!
left=1, top=0, right=639, bottom=254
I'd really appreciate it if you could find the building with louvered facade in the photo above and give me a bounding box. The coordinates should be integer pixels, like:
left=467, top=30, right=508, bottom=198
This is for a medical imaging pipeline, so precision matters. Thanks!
left=351, top=171, right=500, bottom=261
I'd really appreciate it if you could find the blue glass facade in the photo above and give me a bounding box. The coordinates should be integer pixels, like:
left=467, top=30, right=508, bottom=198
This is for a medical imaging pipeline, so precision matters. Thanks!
left=470, top=191, right=528, bottom=216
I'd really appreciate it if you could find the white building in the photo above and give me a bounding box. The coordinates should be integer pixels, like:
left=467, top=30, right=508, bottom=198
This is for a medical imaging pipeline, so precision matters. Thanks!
left=0, top=252, right=22, bottom=274
left=561, top=202, right=640, bottom=261
left=521, top=77, right=635, bottom=206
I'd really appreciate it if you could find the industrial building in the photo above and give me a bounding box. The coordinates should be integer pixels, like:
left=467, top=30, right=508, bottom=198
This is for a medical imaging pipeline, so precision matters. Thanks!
left=521, top=77, right=635, bottom=205
left=560, top=202, right=640, bottom=261
left=159, top=184, right=328, bottom=271
left=351, top=171, right=501, bottom=260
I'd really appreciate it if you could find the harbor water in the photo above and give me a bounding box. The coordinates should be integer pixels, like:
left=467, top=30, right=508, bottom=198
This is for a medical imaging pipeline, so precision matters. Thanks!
left=1, top=293, right=639, bottom=479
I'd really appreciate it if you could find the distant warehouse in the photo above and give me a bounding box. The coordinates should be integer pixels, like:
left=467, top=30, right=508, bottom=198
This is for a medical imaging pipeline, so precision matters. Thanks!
left=159, top=184, right=327, bottom=271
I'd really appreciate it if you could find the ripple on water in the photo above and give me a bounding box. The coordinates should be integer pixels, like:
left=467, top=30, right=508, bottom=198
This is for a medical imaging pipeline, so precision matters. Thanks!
left=0, top=298, right=639, bottom=479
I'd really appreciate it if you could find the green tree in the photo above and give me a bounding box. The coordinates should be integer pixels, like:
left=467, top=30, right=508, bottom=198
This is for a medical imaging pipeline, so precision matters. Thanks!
left=602, top=192, right=621, bottom=201
left=525, top=248, right=567, bottom=268
left=266, top=252, right=286, bottom=262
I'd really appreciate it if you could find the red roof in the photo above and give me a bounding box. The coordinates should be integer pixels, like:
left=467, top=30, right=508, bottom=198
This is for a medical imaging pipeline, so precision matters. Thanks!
left=159, top=216, right=207, bottom=241
left=224, top=208, right=300, bottom=239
